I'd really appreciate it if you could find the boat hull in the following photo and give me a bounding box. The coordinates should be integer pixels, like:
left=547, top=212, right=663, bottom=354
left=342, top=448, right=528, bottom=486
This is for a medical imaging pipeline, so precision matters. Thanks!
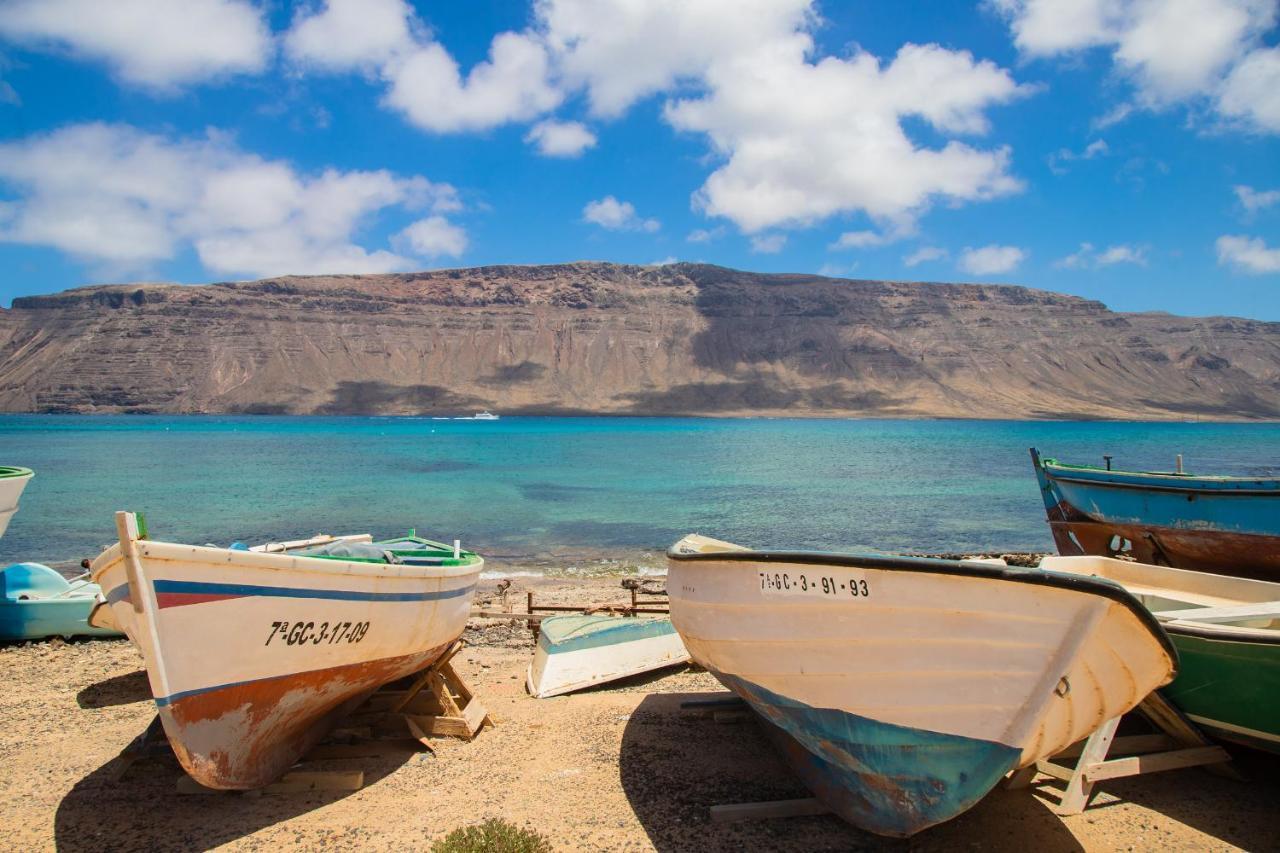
left=1031, top=449, right=1280, bottom=580
left=667, top=541, right=1175, bottom=836
left=92, top=537, right=479, bottom=788
left=526, top=615, right=689, bottom=698
left=0, top=468, right=33, bottom=540
left=1, top=562, right=122, bottom=641
left=1162, top=629, right=1280, bottom=755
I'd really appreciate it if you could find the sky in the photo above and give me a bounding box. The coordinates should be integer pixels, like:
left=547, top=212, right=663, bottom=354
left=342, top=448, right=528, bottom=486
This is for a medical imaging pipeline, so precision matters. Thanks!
left=0, top=1, right=1278, bottom=319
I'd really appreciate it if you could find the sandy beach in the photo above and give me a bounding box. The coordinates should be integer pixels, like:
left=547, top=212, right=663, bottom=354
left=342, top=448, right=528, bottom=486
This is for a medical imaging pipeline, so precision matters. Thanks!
left=0, top=573, right=1275, bottom=852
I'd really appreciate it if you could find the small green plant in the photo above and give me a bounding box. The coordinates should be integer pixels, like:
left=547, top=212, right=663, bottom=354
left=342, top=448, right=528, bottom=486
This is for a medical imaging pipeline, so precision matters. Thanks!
left=431, top=818, right=552, bottom=853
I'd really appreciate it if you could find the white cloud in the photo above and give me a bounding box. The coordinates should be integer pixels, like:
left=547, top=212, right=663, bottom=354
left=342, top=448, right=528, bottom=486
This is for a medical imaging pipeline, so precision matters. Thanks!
left=830, top=231, right=885, bottom=250
left=0, top=0, right=270, bottom=90
left=396, top=215, right=468, bottom=258
left=686, top=226, right=726, bottom=243
left=284, top=0, right=414, bottom=72
left=582, top=195, right=659, bottom=232
left=1219, top=46, right=1280, bottom=131
left=1055, top=241, right=1148, bottom=268
left=903, top=246, right=949, bottom=267
left=649, top=256, right=678, bottom=266
left=1048, top=138, right=1109, bottom=173
left=994, top=0, right=1280, bottom=130
left=665, top=37, right=1027, bottom=233
left=817, top=261, right=857, bottom=277
left=959, top=244, right=1026, bottom=275
left=1217, top=234, right=1280, bottom=272
left=286, top=1, right=561, bottom=133
left=750, top=233, right=787, bottom=254
left=0, top=122, right=464, bottom=278
left=524, top=120, right=597, bottom=157
left=538, top=0, right=815, bottom=117
left=1236, top=184, right=1280, bottom=213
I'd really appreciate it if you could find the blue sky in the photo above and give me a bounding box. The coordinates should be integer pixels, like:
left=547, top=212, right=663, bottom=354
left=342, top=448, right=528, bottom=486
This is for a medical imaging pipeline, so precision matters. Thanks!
left=0, top=0, right=1278, bottom=318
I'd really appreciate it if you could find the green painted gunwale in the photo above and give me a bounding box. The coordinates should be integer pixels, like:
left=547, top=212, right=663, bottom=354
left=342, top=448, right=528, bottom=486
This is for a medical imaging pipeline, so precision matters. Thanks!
left=0, top=467, right=33, bottom=479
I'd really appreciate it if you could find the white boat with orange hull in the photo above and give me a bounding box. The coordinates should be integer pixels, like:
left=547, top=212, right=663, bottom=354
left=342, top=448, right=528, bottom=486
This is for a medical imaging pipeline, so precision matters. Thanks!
left=89, top=512, right=481, bottom=789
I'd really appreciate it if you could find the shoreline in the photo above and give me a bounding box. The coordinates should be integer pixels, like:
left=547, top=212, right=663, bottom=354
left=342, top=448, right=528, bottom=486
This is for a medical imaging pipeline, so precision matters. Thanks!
left=2, top=573, right=1276, bottom=851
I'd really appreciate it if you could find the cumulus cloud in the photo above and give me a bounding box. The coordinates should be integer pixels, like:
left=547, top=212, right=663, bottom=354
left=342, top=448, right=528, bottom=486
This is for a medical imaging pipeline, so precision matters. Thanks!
left=395, top=215, right=468, bottom=258
left=750, top=233, right=787, bottom=254
left=1055, top=241, right=1149, bottom=268
left=665, top=37, right=1027, bottom=233
left=993, top=0, right=1280, bottom=131
left=903, top=246, right=949, bottom=267
left=959, top=244, right=1026, bottom=275
left=1236, top=184, right=1280, bottom=213
left=830, top=231, right=886, bottom=250
left=1047, top=138, right=1109, bottom=174
left=582, top=196, right=659, bottom=232
left=524, top=120, right=597, bottom=157
left=0, top=0, right=271, bottom=90
left=1217, top=234, right=1280, bottom=272
left=0, top=122, right=464, bottom=278
left=686, top=226, right=726, bottom=243
left=286, top=0, right=561, bottom=133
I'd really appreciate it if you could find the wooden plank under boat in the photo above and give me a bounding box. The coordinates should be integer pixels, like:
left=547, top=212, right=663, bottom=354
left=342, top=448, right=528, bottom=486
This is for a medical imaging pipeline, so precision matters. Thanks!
left=1030, top=448, right=1280, bottom=580
left=0, top=562, right=123, bottom=641
left=1042, top=555, right=1280, bottom=756
left=526, top=614, right=689, bottom=698
left=89, top=512, right=481, bottom=789
left=666, top=534, right=1177, bottom=838
left=0, top=466, right=33, bottom=540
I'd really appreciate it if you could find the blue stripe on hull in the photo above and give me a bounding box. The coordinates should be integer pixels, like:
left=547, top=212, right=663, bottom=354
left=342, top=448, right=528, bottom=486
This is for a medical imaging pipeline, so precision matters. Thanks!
left=104, top=579, right=475, bottom=605
left=717, top=673, right=1021, bottom=837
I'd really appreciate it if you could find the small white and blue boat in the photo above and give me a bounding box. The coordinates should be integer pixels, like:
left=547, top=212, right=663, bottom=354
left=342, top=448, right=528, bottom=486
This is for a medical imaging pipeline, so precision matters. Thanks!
left=527, top=614, right=689, bottom=699
left=0, top=466, right=33, bottom=540
left=666, top=534, right=1177, bottom=837
left=1, top=562, right=123, bottom=641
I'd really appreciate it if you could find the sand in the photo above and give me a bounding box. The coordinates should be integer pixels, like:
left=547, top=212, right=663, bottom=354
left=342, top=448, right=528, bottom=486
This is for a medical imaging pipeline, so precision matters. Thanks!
left=2, top=575, right=1277, bottom=852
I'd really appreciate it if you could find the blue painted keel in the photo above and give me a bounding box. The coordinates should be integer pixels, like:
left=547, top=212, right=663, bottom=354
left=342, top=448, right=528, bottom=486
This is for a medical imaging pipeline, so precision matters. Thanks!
left=717, top=673, right=1020, bottom=837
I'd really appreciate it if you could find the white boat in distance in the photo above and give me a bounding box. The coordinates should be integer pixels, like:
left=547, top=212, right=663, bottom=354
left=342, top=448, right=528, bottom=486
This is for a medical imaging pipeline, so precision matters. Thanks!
left=455, top=410, right=499, bottom=421
left=666, top=534, right=1176, bottom=837
left=0, top=466, right=34, bottom=540
left=90, top=512, right=481, bottom=789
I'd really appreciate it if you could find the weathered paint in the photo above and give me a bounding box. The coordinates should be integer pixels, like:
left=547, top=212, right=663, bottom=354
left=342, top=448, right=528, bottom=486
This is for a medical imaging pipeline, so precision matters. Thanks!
left=1031, top=448, right=1280, bottom=580
left=90, top=529, right=481, bottom=789
left=719, top=673, right=1020, bottom=838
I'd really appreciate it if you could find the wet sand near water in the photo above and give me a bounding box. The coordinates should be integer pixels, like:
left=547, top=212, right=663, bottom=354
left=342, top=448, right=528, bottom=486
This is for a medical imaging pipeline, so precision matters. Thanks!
left=1, top=574, right=1277, bottom=852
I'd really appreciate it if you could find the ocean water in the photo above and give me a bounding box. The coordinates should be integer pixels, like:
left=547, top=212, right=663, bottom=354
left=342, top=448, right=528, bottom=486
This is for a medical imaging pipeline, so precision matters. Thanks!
left=1, top=415, right=1277, bottom=571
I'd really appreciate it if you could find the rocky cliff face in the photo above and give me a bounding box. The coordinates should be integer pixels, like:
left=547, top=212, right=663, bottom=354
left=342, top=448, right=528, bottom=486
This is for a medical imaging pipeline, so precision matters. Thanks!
left=1, top=262, right=1278, bottom=419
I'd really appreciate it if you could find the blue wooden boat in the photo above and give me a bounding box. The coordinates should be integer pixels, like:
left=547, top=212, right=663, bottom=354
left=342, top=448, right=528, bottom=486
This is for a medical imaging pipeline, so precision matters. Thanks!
left=1, top=562, right=122, bottom=641
left=1031, top=448, right=1280, bottom=581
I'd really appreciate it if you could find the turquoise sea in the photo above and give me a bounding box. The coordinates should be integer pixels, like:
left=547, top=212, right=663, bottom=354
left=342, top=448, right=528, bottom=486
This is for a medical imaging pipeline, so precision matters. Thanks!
left=2, top=416, right=1278, bottom=571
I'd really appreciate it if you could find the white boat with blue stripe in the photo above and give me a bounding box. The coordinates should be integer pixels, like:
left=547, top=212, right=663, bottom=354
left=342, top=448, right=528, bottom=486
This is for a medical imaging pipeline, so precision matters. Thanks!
left=666, top=534, right=1177, bottom=837
left=527, top=614, right=689, bottom=698
left=89, top=512, right=481, bottom=789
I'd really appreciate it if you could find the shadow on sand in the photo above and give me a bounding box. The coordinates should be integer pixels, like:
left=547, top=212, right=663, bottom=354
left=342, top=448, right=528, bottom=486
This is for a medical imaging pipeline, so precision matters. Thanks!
left=75, top=668, right=150, bottom=708
left=619, top=693, right=1085, bottom=852
left=54, top=726, right=419, bottom=852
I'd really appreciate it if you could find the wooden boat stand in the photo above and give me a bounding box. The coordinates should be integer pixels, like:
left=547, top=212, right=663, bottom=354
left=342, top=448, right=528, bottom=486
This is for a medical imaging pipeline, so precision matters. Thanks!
left=1005, top=689, right=1237, bottom=814
left=686, top=691, right=1238, bottom=823
left=109, top=640, right=493, bottom=794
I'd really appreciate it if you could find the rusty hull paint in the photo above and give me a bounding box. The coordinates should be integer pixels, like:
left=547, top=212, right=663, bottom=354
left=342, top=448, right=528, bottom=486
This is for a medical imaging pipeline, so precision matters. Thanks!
left=714, top=672, right=1020, bottom=838
left=1047, top=513, right=1280, bottom=582
left=158, top=641, right=451, bottom=789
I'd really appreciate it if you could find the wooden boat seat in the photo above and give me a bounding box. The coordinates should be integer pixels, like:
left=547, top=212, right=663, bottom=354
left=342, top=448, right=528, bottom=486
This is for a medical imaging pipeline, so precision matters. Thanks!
left=1154, top=600, right=1280, bottom=624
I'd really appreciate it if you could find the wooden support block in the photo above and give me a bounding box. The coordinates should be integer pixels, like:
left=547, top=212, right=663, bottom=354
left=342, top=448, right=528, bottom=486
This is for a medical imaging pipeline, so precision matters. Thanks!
left=1084, top=746, right=1231, bottom=782
left=1053, top=733, right=1174, bottom=760
left=711, top=797, right=830, bottom=824
left=177, top=770, right=365, bottom=795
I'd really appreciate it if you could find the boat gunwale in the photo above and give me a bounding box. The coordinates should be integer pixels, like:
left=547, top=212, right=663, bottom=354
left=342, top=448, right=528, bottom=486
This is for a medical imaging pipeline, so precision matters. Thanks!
left=0, top=466, right=33, bottom=480
left=1039, top=458, right=1279, bottom=494
left=666, top=544, right=1179, bottom=665
left=90, top=539, right=483, bottom=586
left=1162, top=620, right=1280, bottom=646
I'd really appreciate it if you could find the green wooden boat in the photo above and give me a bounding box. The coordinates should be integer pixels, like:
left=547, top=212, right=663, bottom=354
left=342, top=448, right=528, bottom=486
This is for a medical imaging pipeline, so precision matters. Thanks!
left=1042, top=555, right=1280, bottom=755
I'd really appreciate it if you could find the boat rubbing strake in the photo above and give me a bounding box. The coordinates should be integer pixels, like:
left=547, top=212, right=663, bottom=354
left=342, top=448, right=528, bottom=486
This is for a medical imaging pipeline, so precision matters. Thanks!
left=666, top=534, right=1176, bottom=837
left=90, top=512, right=481, bottom=789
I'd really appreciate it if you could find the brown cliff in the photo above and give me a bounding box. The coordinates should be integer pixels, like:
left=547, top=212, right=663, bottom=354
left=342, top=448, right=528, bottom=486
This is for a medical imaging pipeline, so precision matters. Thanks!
left=1, top=262, right=1277, bottom=419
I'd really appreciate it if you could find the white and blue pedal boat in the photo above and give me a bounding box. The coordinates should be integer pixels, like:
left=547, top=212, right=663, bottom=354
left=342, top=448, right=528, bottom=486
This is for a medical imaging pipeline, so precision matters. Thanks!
left=666, top=535, right=1177, bottom=837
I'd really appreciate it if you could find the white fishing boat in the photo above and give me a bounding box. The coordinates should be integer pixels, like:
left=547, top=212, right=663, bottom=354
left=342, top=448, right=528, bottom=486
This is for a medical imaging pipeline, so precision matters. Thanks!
left=0, top=466, right=33, bottom=540
left=526, top=614, right=689, bottom=698
left=666, top=534, right=1176, bottom=837
left=89, top=512, right=481, bottom=789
